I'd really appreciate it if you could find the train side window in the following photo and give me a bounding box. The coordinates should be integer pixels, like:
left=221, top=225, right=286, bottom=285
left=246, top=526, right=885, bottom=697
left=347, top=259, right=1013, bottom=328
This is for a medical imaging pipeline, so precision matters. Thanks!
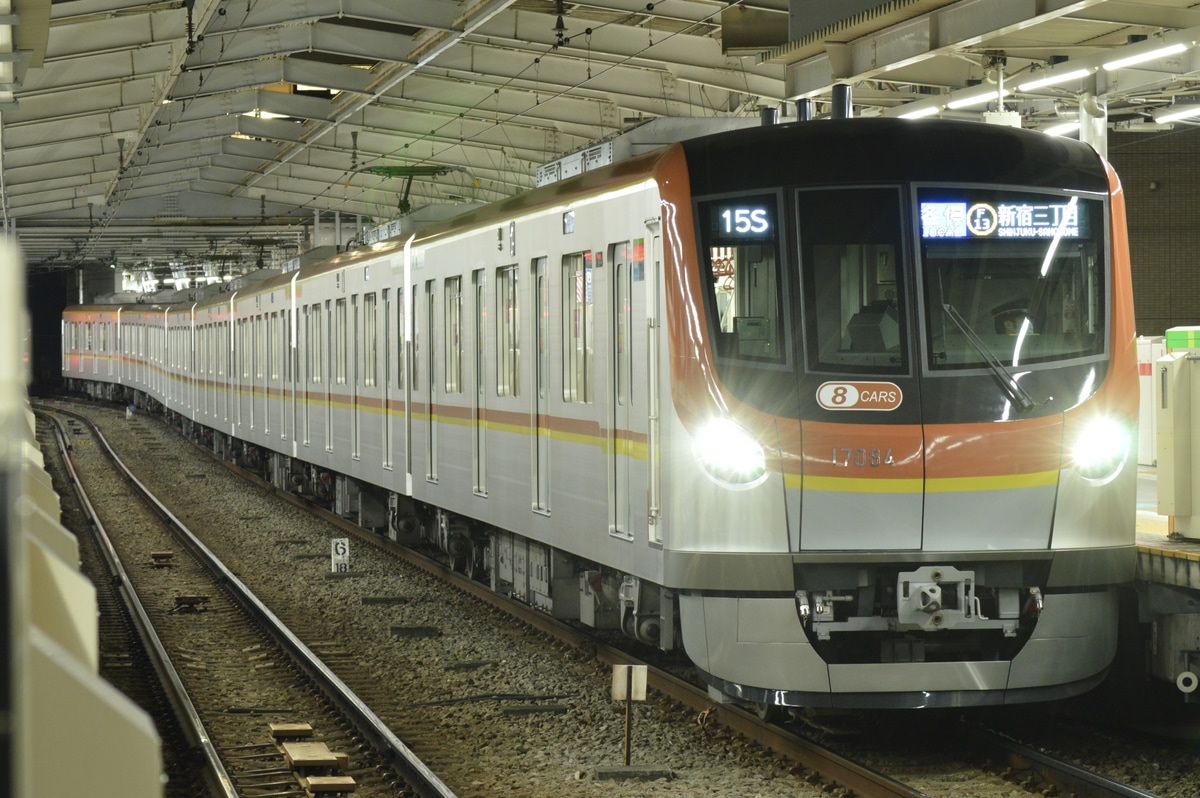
left=534, top=257, right=548, bottom=403
left=611, top=241, right=634, bottom=406
left=335, top=298, right=347, bottom=384
left=412, top=289, right=421, bottom=390
left=798, top=187, right=907, bottom=375
left=497, top=264, right=519, bottom=397
left=268, top=312, right=278, bottom=381
left=445, top=276, right=462, bottom=393
left=283, top=310, right=291, bottom=383
left=364, top=292, right=377, bottom=387
left=310, top=304, right=322, bottom=384
left=240, top=319, right=250, bottom=379
left=382, top=289, right=390, bottom=390
left=474, top=270, right=485, bottom=400
left=562, top=252, right=593, bottom=403
left=396, top=288, right=405, bottom=390
left=255, top=315, right=266, bottom=380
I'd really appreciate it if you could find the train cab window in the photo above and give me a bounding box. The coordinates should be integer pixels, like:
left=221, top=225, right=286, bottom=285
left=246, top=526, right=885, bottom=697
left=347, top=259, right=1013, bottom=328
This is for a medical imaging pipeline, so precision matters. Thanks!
left=919, top=189, right=1106, bottom=370
left=696, top=193, right=784, bottom=363
left=798, top=187, right=907, bottom=375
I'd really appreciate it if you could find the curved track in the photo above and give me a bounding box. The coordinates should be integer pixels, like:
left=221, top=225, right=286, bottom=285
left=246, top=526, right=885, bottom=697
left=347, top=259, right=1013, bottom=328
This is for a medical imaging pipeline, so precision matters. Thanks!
left=42, top=397, right=1183, bottom=798
left=37, top=403, right=454, bottom=798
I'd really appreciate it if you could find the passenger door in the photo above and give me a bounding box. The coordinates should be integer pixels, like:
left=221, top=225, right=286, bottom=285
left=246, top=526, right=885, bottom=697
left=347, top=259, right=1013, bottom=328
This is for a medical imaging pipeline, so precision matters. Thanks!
left=607, top=240, right=651, bottom=542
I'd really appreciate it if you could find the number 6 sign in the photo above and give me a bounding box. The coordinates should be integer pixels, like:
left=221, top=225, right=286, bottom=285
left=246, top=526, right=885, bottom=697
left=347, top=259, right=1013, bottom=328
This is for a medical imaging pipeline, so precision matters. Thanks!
left=331, top=538, right=350, bottom=573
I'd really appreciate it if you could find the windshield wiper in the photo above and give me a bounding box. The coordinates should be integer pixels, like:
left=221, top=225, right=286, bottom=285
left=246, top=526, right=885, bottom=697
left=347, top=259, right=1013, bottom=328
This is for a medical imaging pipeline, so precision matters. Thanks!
left=941, top=303, right=1038, bottom=413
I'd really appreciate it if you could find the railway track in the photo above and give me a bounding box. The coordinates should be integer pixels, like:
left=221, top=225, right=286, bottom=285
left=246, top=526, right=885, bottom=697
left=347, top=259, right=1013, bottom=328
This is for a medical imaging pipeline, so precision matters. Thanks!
left=38, top=398, right=1188, bottom=798
left=37, top=404, right=453, bottom=798
left=37, top=413, right=212, bottom=798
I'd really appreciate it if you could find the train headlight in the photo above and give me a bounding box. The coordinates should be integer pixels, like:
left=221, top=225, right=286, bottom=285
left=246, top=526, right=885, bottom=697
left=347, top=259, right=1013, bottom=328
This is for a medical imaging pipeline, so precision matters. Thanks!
left=692, top=418, right=768, bottom=488
left=1072, top=417, right=1130, bottom=482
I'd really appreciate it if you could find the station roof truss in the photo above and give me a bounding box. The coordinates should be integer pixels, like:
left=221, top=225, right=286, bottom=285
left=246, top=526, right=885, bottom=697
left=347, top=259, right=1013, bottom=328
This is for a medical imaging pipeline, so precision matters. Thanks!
left=6, top=0, right=1200, bottom=275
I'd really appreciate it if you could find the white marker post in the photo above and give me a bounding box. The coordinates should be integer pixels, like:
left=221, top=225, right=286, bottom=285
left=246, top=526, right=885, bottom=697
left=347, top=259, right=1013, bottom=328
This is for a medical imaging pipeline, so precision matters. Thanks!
left=330, top=538, right=350, bottom=573
left=611, top=664, right=647, bottom=766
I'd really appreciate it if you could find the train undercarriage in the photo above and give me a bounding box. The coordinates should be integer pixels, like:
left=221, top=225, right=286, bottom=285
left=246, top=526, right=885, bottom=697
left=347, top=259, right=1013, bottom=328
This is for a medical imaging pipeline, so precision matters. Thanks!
left=127, top=397, right=681, bottom=656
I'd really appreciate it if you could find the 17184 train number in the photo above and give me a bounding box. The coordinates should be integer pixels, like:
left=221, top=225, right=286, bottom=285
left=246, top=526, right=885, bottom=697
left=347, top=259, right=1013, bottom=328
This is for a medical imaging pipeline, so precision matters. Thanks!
left=831, top=448, right=895, bottom=468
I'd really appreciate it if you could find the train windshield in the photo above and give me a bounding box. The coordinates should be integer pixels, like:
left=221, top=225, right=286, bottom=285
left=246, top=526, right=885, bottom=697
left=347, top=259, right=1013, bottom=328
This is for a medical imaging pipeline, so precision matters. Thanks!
left=919, top=189, right=1106, bottom=371
left=797, top=187, right=907, bottom=376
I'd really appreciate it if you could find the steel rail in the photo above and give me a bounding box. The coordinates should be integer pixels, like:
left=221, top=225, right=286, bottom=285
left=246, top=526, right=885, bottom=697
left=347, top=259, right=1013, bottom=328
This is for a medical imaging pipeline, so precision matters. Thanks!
left=115, top=401, right=1155, bottom=798
left=53, top=398, right=1169, bottom=798
left=42, top=405, right=458, bottom=798
left=962, top=722, right=1162, bottom=798
left=242, top=461, right=934, bottom=798
left=37, top=407, right=237, bottom=798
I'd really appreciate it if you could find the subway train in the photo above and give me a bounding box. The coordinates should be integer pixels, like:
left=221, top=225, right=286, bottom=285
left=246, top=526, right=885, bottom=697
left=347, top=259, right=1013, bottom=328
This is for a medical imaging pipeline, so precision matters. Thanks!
left=62, top=117, right=1138, bottom=710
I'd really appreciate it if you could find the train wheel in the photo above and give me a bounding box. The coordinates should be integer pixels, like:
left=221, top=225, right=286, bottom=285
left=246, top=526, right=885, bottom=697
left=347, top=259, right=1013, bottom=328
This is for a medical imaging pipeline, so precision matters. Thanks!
left=754, top=702, right=781, bottom=723
left=464, top=542, right=482, bottom=582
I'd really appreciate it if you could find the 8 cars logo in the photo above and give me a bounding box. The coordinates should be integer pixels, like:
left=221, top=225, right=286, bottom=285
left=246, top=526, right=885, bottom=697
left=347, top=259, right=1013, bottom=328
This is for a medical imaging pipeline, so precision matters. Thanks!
left=816, top=381, right=903, bottom=411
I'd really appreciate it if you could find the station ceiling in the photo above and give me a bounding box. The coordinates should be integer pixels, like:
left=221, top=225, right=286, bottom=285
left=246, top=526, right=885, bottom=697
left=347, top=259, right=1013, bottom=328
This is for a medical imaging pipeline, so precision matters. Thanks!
left=7, top=0, right=1200, bottom=278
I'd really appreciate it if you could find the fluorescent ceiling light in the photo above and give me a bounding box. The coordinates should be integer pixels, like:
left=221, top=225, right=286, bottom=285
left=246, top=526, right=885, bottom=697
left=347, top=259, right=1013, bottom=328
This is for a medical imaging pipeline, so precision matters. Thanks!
left=1103, top=42, right=1188, bottom=71
left=1154, top=104, right=1200, bottom=123
left=947, top=89, right=1010, bottom=110
left=898, top=105, right=940, bottom=119
left=1044, top=121, right=1080, bottom=137
left=1018, top=68, right=1092, bottom=92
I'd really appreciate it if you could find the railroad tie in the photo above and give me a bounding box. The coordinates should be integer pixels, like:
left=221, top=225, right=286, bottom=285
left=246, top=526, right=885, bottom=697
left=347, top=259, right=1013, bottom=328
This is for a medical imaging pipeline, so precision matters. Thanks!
left=268, top=724, right=356, bottom=797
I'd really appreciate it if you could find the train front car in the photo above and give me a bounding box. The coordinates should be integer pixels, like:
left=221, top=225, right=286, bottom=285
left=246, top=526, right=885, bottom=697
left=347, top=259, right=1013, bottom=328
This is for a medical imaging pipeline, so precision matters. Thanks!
left=658, top=118, right=1137, bottom=709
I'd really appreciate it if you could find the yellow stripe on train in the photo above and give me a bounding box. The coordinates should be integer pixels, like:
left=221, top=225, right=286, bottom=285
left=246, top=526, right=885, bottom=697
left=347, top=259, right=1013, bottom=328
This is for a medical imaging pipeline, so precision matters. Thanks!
left=789, top=470, right=1059, bottom=494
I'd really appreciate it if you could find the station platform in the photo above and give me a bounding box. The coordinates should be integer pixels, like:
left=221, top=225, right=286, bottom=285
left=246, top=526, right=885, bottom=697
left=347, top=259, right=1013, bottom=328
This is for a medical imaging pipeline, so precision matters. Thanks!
left=1135, top=468, right=1200, bottom=591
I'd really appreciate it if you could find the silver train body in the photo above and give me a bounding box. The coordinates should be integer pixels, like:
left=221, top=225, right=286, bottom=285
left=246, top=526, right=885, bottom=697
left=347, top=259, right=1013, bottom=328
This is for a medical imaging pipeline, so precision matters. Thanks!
left=63, top=119, right=1139, bottom=709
